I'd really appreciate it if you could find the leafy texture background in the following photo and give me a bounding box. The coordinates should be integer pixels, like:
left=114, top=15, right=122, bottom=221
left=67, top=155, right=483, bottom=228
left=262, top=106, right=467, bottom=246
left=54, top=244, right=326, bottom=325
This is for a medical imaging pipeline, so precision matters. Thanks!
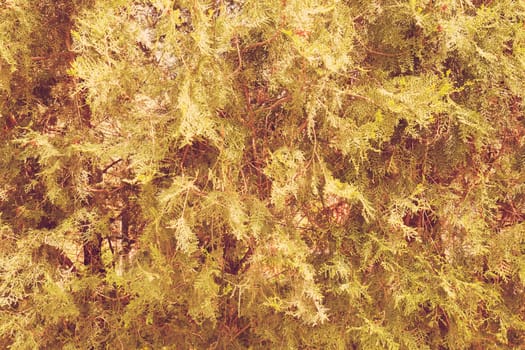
left=1, top=0, right=525, bottom=348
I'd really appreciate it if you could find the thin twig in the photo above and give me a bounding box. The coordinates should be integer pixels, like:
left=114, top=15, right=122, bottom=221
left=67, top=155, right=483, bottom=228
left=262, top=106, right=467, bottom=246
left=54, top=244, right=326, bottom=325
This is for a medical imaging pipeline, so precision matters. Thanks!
left=253, top=94, right=291, bottom=113
left=102, top=158, right=123, bottom=174
left=242, top=31, right=280, bottom=52
left=31, top=51, right=76, bottom=61
left=235, top=35, right=242, bottom=69
left=355, top=35, right=404, bottom=57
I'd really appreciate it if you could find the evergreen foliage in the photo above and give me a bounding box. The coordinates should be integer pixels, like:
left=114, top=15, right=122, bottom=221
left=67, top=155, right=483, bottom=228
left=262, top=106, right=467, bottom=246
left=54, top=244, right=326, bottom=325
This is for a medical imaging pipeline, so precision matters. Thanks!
left=1, top=0, right=525, bottom=348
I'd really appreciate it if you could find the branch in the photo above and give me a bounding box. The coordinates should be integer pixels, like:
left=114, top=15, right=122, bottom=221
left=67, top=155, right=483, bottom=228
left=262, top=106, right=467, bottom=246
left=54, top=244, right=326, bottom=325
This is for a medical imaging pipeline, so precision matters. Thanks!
left=253, top=94, right=291, bottom=113
left=101, top=158, right=123, bottom=174
left=242, top=31, right=280, bottom=52
left=355, top=36, right=404, bottom=57
left=31, top=51, right=76, bottom=62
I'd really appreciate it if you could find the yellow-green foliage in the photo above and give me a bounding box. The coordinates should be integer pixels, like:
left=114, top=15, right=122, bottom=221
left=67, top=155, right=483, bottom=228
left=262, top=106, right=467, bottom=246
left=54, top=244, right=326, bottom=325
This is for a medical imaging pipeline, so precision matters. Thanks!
left=1, top=0, right=525, bottom=349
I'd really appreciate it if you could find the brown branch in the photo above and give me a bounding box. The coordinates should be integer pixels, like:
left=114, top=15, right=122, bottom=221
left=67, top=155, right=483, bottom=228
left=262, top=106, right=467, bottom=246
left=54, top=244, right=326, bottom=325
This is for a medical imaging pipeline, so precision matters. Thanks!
left=87, top=185, right=125, bottom=194
left=231, top=323, right=251, bottom=341
left=253, top=94, right=291, bottom=113
left=235, top=35, right=242, bottom=69
left=355, top=36, right=404, bottom=57
left=102, top=158, right=123, bottom=174
left=242, top=31, right=280, bottom=52
left=31, top=51, right=76, bottom=62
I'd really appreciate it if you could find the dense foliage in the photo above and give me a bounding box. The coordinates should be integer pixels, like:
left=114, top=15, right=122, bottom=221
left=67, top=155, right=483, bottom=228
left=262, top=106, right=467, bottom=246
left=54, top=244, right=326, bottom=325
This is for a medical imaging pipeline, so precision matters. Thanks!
left=1, top=0, right=525, bottom=348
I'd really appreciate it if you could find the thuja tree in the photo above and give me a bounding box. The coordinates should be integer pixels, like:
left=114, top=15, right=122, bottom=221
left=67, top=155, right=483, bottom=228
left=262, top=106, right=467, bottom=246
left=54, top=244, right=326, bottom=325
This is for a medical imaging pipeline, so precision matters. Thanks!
left=1, top=0, right=525, bottom=348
